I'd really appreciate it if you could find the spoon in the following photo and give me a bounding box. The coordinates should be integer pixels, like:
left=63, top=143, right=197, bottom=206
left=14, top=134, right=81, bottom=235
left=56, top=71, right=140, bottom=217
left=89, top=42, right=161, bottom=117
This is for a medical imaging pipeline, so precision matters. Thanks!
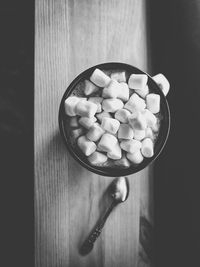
left=80, top=177, right=129, bottom=255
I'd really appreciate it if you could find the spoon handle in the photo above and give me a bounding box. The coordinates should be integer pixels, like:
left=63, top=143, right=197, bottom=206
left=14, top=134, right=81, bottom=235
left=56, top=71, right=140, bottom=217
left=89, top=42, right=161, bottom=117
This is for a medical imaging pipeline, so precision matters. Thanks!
left=80, top=201, right=116, bottom=254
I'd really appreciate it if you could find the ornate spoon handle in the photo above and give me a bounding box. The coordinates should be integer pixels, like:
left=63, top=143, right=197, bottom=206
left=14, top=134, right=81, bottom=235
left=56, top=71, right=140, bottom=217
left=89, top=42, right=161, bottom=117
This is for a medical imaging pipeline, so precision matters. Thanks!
left=80, top=201, right=116, bottom=255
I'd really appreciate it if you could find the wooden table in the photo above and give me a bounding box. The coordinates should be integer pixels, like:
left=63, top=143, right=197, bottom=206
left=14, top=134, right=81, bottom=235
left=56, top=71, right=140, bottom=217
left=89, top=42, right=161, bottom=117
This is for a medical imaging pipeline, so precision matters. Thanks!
left=35, top=1, right=154, bottom=266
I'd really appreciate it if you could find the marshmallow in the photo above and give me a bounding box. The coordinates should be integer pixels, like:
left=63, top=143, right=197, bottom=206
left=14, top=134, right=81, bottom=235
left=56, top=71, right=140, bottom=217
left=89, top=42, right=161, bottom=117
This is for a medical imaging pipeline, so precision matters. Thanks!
left=133, top=129, right=146, bottom=140
left=84, top=80, right=99, bottom=95
left=152, top=73, right=170, bottom=96
left=64, top=96, right=80, bottom=116
left=128, top=73, right=148, bottom=90
left=120, top=139, right=142, bottom=154
left=117, top=82, right=129, bottom=102
left=70, top=116, right=79, bottom=127
left=145, top=127, right=154, bottom=139
left=96, top=145, right=105, bottom=152
left=127, top=150, right=144, bottom=164
left=142, top=109, right=157, bottom=128
left=76, top=100, right=98, bottom=117
left=146, top=94, right=160, bottom=114
left=96, top=111, right=112, bottom=122
left=77, top=135, right=97, bottom=156
left=141, top=138, right=154, bottom=158
left=90, top=68, right=111, bottom=87
left=110, top=71, right=126, bottom=82
left=135, top=85, right=149, bottom=98
left=128, top=112, right=147, bottom=130
left=79, top=116, right=97, bottom=129
left=113, top=155, right=131, bottom=168
left=118, top=124, right=134, bottom=139
left=86, top=123, right=105, bottom=142
left=72, top=128, right=84, bottom=139
left=98, top=133, right=118, bottom=152
left=151, top=120, right=160, bottom=132
left=88, top=97, right=103, bottom=113
left=102, top=98, right=124, bottom=112
left=78, top=97, right=87, bottom=101
left=124, top=93, right=146, bottom=113
left=101, top=117, right=120, bottom=134
left=107, top=142, right=122, bottom=160
left=114, top=109, right=131, bottom=123
left=102, top=79, right=121, bottom=98
left=88, top=151, right=108, bottom=165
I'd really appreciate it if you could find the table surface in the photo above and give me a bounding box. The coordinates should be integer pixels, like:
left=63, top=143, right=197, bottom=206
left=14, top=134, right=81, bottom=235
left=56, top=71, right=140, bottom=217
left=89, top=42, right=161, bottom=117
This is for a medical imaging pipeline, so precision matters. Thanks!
left=35, top=1, right=154, bottom=266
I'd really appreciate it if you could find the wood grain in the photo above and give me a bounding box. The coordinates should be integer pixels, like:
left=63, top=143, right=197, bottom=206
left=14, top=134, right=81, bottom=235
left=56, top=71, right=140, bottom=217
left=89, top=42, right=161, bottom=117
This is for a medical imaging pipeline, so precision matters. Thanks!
left=35, top=0, right=153, bottom=266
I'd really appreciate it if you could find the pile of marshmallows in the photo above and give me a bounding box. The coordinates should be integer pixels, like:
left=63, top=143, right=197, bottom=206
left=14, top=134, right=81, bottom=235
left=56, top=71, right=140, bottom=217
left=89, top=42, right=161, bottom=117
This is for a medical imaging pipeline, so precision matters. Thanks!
left=65, top=68, right=170, bottom=167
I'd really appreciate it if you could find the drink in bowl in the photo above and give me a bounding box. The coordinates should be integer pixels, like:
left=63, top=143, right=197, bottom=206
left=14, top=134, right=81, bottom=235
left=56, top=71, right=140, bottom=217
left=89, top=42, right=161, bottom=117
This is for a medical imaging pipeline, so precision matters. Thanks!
left=59, top=62, right=170, bottom=177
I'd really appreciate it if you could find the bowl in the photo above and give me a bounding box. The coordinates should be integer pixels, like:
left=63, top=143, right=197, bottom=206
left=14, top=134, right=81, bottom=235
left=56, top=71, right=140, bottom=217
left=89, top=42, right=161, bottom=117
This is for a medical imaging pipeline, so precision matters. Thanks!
left=58, top=62, right=170, bottom=177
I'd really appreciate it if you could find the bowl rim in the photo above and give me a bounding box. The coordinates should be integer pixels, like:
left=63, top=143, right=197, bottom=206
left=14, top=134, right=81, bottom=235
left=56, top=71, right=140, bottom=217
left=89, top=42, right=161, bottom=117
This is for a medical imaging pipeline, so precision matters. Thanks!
left=58, top=62, right=170, bottom=177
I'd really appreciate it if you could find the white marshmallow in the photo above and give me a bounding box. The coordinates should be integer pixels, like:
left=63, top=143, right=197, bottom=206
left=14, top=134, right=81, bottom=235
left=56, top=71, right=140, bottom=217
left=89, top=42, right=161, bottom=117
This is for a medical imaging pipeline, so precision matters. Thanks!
left=70, top=116, right=79, bottom=127
left=120, top=139, right=142, bottom=154
left=96, top=144, right=105, bottom=152
left=102, top=98, right=124, bottom=112
left=127, top=150, right=144, bottom=164
left=151, top=120, right=160, bottom=132
left=107, top=142, right=122, bottom=160
left=141, top=138, right=154, bottom=158
left=96, top=111, right=112, bottom=122
left=76, top=100, right=98, bottom=117
left=79, top=116, right=97, bottom=129
left=77, top=136, right=97, bottom=156
left=98, top=133, right=118, bottom=152
left=102, top=79, right=121, bottom=98
left=114, top=109, right=131, bottom=123
left=152, top=73, right=170, bottom=96
left=64, top=96, right=80, bottom=116
left=72, top=128, right=84, bottom=139
left=88, top=97, right=103, bottom=113
left=128, top=112, right=147, bottom=130
left=142, top=109, right=157, bottom=128
left=128, top=74, right=148, bottom=90
left=88, top=151, right=108, bottom=165
left=101, top=117, right=120, bottom=134
left=145, top=127, right=154, bottom=139
left=110, top=71, right=126, bottom=82
left=86, top=123, right=105, bottom=142
left=146, top=94, right=160, bottom=114
left=118, top=124, right=134, bottom=139
left=133, top=129, right=146, bottom=140
left=124, top=93, right=146, bottom=113
left=84, top=80, right=99, bottom=96
left=78, top=97, right=87, bottom=101
left=113, top=155, right=131, bottom=168
left=135, top=85, right=149, bottom=98
left=90, top=68, right=111, bottom=87
left=117, top=82, right=129, bottom=102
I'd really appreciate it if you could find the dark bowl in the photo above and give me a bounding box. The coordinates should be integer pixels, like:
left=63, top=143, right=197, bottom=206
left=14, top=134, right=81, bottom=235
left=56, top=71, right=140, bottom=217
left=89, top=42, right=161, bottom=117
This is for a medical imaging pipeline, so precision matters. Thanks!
left=59, top=62, right=170, bottom=177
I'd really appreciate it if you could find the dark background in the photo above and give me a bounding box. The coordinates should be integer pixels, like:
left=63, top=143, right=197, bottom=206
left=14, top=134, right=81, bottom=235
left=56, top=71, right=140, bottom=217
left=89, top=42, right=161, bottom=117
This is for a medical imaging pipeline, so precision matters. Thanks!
left=151, top=0, right=200, bottom=266
left=0, top=1, right=34, bottom=266
left=0, top=0, right=199, bottom=266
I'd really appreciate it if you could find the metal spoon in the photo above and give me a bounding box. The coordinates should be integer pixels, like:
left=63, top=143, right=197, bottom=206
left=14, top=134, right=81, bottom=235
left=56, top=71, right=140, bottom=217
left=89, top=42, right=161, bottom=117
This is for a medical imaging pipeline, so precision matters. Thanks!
left=80, top=177, right=129, bottom=255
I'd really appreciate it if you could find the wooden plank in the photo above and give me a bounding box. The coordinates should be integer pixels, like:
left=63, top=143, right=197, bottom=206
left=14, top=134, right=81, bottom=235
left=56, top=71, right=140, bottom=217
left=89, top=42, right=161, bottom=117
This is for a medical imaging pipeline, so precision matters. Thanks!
left=35, top=0, right=152, bottom=266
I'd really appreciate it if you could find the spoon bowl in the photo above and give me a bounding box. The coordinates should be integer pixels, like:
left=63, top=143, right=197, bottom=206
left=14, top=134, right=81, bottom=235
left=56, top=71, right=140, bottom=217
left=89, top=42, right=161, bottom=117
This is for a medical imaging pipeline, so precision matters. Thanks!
left=110, top=176, right=129, bottom=203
